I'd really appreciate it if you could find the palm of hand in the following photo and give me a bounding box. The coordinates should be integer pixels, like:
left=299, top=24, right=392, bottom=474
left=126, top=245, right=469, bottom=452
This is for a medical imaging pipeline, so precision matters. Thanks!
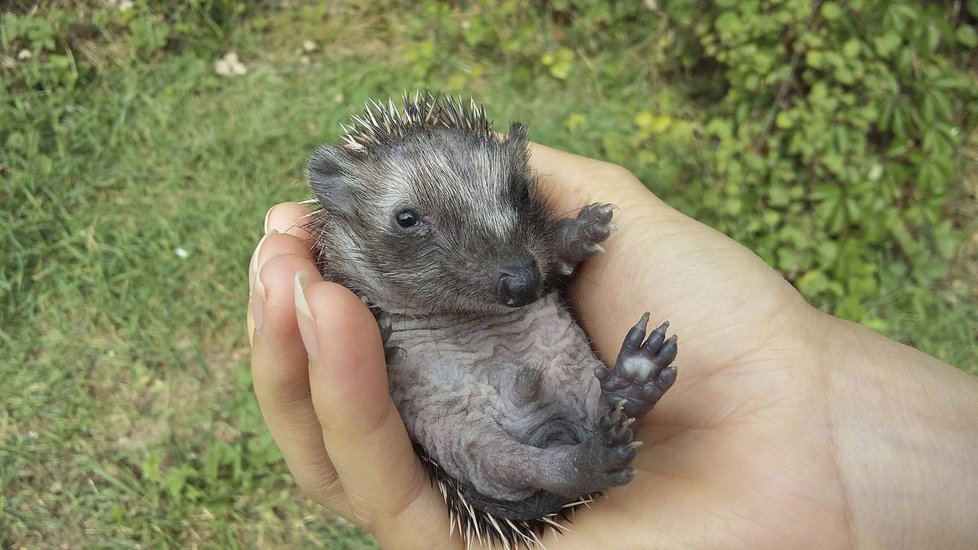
left=544, top=166, right=851, bottom=549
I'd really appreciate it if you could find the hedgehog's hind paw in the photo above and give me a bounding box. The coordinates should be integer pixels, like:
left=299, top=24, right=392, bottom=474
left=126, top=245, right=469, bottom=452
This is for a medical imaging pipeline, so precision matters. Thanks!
left=595, top=312, right=678, bottom=418
left=568, top=400, right=638, bottom=492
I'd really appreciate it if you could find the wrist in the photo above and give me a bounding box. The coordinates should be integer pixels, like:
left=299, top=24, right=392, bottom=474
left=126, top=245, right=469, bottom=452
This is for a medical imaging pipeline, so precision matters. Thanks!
left=821, top=314, right=978, bottom=548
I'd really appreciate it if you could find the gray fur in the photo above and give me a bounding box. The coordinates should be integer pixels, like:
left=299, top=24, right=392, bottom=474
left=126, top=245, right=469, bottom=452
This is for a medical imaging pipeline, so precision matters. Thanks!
left=307, top=96, right=551, bottom=315
left=305, top=93, right=678, bottom=542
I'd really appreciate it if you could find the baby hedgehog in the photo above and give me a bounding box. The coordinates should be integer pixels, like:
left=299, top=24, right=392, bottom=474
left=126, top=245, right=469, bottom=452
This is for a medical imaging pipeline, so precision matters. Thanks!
left=304, top=92, right=678, bottom=549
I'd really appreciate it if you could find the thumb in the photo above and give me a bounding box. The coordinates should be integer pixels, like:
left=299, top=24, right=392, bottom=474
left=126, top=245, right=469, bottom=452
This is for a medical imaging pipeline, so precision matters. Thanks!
left=527, top=141, right=809, bottom=372
left=293, top=274, right=459, bottom=549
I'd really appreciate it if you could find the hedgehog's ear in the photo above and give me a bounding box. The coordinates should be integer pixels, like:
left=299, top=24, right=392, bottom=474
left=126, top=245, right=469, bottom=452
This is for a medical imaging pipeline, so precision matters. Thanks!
left=505, top=122, right=528, bottom=143
left=504, top=122, right=530, bottom=167
left=307, top=145, right=360, bottom=216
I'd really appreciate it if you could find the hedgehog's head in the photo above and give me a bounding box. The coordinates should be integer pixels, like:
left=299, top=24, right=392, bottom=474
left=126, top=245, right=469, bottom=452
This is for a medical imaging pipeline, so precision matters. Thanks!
left=306, top=94, right=558, bottom=314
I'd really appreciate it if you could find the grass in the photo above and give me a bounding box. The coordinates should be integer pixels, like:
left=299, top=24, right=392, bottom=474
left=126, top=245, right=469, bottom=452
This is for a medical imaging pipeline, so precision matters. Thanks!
left=1, top=2, right=976, bottom=548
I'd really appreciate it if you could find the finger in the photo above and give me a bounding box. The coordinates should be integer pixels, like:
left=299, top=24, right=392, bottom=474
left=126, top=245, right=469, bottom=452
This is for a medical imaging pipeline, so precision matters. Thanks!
left=248, top=202, right=314, bottom=292
left=246, top=203, right=316, bottom=346
left=255, top=232, right=315, bottom=276
left=528, top=141, right=672, bottom=220
left=248, top=231, right=314, bottom=344
left=266, top=201, right=315, bottom=241
left=251, top=251, right=353, bottom=518
left=295, top=279, right=457, bottom=548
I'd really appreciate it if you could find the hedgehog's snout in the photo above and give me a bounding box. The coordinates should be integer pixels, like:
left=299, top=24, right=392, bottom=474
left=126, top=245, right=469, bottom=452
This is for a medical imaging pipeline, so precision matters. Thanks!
left=495, top=260, right=540, bottom=308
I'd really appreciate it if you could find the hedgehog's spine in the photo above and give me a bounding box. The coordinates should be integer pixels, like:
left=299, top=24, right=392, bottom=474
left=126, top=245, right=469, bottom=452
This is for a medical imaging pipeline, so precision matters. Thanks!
left=339, top=92, right=493, bottom=150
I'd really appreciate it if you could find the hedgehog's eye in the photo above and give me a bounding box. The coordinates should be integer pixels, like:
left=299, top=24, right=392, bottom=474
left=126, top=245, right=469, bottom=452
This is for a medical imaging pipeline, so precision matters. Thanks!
left=395, top=209, right=420, bottom=229
left=518, top=185, right=531, bottom=204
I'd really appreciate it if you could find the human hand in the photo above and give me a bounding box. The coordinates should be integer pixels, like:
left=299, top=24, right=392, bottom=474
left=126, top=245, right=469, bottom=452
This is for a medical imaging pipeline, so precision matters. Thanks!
left=248, top=143, right=978, bottom=549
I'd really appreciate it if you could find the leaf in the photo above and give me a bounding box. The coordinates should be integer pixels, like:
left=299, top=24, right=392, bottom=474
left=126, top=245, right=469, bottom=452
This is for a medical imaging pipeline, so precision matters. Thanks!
left=867, top=163, right=884, bottom=182
left=549, top=59, right=572, bottom=79
left=817, top=241, right=839, bottom=266
left=873, top=33, right=901, bottom=57
left=924, top=22, right=940, bottom=54
left=715, top=12, right=739, bottom=35
left=564, top=112, right=587, bottom=133
left=932, top=74, right=972, bottom=90
left=634, top=110, right=654, bottom=129
left=778, top=248, right=801, bottom=272
left=843, top=39, right=861, bottom=59
left=932, top=220, right=959, bottom=260
left=806, top=50, right=825, bottom=69
left=821, top=2, right=843, bottom=20
left=776, top=111, right=794, bottom=129
left=889, top=220, right=919, bottom=256
left=650, top=115, right=673, bottom=133
left=797, top=270, right=830, bottom=295
left=955, top=25, right=978, bottom=48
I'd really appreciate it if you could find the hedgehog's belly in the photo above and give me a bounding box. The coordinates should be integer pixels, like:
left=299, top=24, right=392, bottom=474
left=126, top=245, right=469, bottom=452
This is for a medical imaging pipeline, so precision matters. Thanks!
left=386, top=293, right=605, bottom=502
left=387, top=293, right=602, bottom=445
left=387, top=346, right=599, bottom=454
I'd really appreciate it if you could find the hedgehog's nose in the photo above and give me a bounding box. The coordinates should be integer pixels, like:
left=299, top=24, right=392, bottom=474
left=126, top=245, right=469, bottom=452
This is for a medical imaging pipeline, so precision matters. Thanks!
left=496, top=261, right=541, bottom=308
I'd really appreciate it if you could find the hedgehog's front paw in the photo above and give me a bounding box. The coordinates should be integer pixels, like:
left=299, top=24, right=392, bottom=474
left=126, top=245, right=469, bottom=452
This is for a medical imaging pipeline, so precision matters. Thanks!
left=569, top=400, right=638, bottom=493
left=375, top=309, right=393, bottom=344
left=595, top=312, right=678, bottom=418
left=368, top=306, right=405, bottom=363
left=554, top=203, right=615, bottom=276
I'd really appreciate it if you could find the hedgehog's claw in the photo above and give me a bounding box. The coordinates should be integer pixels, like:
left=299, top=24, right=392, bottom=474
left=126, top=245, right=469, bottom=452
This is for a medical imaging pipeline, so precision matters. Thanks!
left=583, top=242, right=605, bottom=255
left=377, top=312, right=393, bottom=344
left=556, top=259, right=575, bottom=277
left=385, top=345, right=406, bottom=363
left=369, top=307, right=402, bottom=362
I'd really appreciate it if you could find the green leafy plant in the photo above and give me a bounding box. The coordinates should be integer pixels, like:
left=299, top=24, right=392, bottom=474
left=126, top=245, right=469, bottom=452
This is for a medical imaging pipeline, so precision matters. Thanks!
left=655, top=0, right=978, bottom=326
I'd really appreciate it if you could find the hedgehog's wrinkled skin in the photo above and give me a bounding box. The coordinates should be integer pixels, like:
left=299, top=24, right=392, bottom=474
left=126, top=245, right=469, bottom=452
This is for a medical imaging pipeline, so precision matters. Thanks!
left=305, top=93, right=678, bottom=543
left=387, top=293, right=678, bottom=503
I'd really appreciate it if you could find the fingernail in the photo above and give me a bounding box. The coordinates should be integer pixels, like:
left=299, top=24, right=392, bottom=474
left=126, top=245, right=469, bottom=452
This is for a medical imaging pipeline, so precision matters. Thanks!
left=251, top=270, right=266, bottom=334
left=294, top=271, right=319, bottom=360
left=250, top=229, right=279, bottom=285
left=264, top=207, right=274, bottom=234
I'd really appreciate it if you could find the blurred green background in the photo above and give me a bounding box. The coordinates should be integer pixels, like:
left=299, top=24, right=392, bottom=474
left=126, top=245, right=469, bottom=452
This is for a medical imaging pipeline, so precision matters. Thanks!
left=2, top=0, right=976, bottom=547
